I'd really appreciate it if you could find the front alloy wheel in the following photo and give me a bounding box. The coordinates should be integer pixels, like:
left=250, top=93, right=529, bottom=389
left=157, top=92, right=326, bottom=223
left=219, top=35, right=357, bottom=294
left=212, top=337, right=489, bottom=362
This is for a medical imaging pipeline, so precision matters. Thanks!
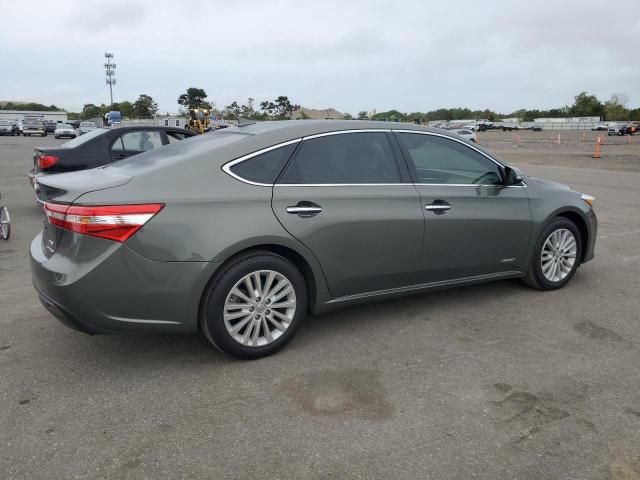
left=540, top=228, right=577, bottom=282
left=523, top=218, right=582, bottom=290
left=0, top=206, right=10, bottom=240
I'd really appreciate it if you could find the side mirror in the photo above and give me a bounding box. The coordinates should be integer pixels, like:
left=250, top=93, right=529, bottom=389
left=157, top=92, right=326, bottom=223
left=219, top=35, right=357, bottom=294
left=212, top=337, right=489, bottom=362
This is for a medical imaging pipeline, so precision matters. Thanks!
left=504, top=166, right=525, bottom=186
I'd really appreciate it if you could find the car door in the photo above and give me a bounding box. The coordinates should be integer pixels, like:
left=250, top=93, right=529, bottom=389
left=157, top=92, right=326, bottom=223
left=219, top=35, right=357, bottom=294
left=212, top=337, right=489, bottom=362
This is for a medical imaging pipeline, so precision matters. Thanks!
left=395, top=131, right=532, bottom=283
left=272, top=131, right=424, bottom=298
left=110, top=130, right=164, bottom=162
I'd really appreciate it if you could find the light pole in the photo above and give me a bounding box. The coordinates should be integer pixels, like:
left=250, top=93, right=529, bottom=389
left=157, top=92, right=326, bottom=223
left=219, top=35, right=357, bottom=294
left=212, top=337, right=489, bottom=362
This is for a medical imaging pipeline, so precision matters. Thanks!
left=104, top=53, right=116, bottom=108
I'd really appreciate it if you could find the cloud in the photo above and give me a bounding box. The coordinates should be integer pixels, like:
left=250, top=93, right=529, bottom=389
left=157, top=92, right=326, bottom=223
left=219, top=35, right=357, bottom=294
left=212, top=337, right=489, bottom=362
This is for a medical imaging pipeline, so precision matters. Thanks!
left=0, top=0, right=637, bottom=114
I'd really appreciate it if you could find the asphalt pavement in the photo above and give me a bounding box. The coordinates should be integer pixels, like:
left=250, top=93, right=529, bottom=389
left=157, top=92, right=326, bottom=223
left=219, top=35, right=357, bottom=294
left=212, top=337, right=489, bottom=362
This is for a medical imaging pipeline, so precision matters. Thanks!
left=1, top=134, right=639, bottom=479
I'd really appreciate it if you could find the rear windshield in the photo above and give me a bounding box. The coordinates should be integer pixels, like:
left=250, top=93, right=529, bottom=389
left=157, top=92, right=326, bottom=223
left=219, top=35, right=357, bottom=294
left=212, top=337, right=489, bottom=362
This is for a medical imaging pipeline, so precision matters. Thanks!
left=60, top=128, right=108, bottom=148
left=26, top=119, right=44, bottom=125
left=80, top=122, right=96, bottom=127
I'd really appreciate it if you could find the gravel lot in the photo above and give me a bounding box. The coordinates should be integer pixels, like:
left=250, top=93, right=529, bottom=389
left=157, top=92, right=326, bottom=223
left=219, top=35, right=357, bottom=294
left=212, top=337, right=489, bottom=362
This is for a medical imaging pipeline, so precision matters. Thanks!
left=1, top=131, right=639, bottom=479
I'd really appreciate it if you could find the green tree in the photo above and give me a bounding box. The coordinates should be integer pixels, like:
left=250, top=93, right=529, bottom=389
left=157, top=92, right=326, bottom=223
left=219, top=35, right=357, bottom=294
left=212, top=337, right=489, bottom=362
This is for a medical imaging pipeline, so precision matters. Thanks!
left=224, top=101, right=242, bottom=120
left=568, top=91, right=603, bottom=117
left=81, top=103, right=102, bottom=119
left=132, top=94, right=158, bottom=118
left=118, top=101, right=134, bottom=118
left=604, top=93, right=628, bottom=121
left=177, top=87, right=213, bottom=113
left=297, top=110, right=310, bottom=120
left=357, top=111, right=369, bottom=120
left=342, top=112, right=353, bottom=120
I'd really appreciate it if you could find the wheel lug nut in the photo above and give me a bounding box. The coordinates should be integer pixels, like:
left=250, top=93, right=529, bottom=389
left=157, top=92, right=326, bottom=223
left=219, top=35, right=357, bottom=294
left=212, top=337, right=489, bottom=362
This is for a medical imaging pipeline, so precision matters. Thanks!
left=266, top=310, right=271, bottom=315
left=256, top=296, right=261, bottom=301
left=249, top=306, right=255, bottom=312
left=265, top=299, right=271, bottom=304
left=256, top=314, right=261, bottom=319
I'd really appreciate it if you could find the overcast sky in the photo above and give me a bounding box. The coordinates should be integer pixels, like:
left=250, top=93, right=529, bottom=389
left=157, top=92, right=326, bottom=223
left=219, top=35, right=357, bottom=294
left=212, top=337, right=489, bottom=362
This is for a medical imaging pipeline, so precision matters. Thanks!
left=1, top=0, right=638, bottom=115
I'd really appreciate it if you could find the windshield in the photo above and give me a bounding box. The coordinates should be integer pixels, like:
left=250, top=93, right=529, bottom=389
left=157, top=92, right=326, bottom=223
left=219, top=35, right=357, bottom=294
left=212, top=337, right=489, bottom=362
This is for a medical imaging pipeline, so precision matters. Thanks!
left=80, top=122, right=96, bottom=127
left=25, top=118, right=44, bottom=125
left=56, top=124, right=73, bottom=129
left=60, top=128, right=108, bottom=148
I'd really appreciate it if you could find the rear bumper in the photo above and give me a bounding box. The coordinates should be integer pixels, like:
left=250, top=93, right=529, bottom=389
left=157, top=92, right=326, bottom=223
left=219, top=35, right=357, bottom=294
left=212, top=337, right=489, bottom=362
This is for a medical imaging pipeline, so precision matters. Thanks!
left=30, top=232, right=215, bottom=334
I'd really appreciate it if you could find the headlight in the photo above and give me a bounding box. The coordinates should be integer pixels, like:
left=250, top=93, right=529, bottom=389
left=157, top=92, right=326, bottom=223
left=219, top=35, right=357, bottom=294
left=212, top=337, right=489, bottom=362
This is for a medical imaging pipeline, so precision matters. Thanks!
left=581, top=193, right=595, bottom=208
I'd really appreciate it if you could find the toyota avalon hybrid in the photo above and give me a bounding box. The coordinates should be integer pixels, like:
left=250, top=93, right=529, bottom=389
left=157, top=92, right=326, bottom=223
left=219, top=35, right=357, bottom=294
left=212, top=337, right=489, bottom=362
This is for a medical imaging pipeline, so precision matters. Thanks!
left=31, top=120, right=597, bottom=359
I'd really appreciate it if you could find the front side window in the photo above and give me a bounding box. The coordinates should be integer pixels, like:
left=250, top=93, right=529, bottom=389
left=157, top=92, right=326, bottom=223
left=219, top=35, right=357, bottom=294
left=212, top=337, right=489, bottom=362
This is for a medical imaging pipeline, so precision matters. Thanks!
left=398, top=133, right=502, bottom=185
left=229, top=143, right=298, bottom=184
left=279, top=132, right=400, bottom=184
left=114, top=130, right=164, bottom=152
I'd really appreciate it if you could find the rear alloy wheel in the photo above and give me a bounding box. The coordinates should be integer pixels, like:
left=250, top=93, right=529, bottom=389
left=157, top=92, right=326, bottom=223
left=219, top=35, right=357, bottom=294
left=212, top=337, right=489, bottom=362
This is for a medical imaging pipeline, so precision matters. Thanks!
left=0, top=206, right=10, bottom=240
left=200, top=252, right=307, bottom=359
left=523, top=218, right=582, bottom=290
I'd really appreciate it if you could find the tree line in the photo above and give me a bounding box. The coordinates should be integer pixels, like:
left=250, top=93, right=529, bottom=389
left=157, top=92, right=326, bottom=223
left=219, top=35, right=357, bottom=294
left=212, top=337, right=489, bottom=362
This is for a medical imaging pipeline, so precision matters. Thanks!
left=78, top=94, right=159, bottom=120
left=363, top=92, right=640, bottom=123
left=15, top=89, right=639, bottom=123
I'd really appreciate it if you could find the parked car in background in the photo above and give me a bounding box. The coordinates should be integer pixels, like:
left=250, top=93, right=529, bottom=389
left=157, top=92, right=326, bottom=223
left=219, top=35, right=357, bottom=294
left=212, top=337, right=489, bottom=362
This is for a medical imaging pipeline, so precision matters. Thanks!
left=591, top=124, right=608, bottom=131
left=16, top=120, right=24, bottom=134
left=69, top=120, right=81, bottom=129
left=607, top=124, right=619, bottom=136
left=54, top=123, right=77, bottom=139
left=44, top=120, right=57, bottom=134
left=28, top=126, right=196, bottom=187
left=531, top=125, right=543, bottom=131
left=617, top=124, right=637, bottom=136
left=30, top=120, right=597, bottom=359
left=79, top=121, right=97, bottom=135
left=454, top=129, right=478, bottom=143
left=0, top=119, right=20, bottom=136
left=23, top=118, right=47, bottom=137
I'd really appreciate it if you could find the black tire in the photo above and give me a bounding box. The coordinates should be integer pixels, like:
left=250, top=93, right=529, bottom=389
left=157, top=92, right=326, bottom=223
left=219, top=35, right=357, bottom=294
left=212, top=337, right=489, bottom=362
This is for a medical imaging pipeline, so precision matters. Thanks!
left=522, top=217, right=582, bottom=290
left=200, top=251, right=308, bottom=359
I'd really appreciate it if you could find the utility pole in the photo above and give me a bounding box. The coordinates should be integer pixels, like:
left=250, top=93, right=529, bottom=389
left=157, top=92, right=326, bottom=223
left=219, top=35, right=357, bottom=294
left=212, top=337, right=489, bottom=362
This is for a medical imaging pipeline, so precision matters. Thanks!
left=104, top=53, right=116, bottom=108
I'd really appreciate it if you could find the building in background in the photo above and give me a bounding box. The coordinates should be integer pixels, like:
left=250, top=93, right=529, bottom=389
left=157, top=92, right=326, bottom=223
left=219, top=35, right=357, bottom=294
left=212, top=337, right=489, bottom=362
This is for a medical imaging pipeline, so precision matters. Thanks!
left=0, top=110, right=68, bottom=122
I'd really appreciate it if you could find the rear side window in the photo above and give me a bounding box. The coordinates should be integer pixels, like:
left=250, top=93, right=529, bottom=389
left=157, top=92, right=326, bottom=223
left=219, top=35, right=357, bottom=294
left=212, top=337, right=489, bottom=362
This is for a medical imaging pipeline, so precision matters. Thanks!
left=112, top=130, right=164, bottom=152
left=229, top=142, right=297, bottom=184
left=398, top=133, right=502, bottom=185
left=279, top=132, right=400, bottom=184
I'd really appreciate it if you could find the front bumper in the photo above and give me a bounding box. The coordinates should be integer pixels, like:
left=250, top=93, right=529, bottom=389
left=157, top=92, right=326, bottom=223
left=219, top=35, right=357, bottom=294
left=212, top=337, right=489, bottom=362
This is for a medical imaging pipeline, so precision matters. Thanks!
left=583, top=209, right=597, bottom=263
left=30, top=231, right=213, bottom=334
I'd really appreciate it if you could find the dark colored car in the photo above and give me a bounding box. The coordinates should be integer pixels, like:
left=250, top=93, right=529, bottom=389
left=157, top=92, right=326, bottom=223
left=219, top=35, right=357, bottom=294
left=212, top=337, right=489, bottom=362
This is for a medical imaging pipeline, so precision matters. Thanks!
left=69, top=120, right=81, bottom=129
left=531, top=125, right=543, bottom=131
left=618, top=124, right=637, bottom=136
left=31, top=120, right=597, bottom=359
left=28, top=126, right=196, bottom=186
left=0, top=119, right=20, bottom=136
left=44, top=120, right=57, bottom=134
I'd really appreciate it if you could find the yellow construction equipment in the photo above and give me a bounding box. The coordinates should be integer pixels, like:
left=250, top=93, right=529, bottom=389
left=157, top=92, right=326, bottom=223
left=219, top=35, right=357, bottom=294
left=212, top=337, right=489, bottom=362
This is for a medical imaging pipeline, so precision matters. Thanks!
left=186, top=108, right=211, bottom=134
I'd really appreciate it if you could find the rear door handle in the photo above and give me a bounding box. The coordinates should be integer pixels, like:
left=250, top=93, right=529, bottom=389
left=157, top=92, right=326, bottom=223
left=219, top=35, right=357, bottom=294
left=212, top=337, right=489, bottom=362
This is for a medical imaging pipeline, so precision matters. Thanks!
left=286, top=202, right=322, bottom=217
left=425, top=201, right=451, bottom=215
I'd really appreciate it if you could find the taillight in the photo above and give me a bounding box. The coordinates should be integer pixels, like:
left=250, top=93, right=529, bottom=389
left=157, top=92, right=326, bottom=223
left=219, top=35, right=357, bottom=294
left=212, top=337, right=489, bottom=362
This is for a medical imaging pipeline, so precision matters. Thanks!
left=43, top=203, right=164, bottom=243
left=38, top=154, right=59, bottom=169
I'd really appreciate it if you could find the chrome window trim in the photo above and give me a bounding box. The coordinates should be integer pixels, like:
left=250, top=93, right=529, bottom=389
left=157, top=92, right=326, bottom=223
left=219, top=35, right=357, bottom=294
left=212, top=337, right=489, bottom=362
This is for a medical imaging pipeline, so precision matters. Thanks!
left=221, top=128, right=526, bottom=188
left=302, top=128, right=392, bottom=140
left=222, top=138, right=302, bottom=187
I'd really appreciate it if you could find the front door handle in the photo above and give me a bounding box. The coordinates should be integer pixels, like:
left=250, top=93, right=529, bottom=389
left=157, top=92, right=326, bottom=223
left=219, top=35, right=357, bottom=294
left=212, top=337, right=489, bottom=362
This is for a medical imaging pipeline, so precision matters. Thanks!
left=286, top=202, right=322, bottom=217
left=425, top=200, right=451, bottom=215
